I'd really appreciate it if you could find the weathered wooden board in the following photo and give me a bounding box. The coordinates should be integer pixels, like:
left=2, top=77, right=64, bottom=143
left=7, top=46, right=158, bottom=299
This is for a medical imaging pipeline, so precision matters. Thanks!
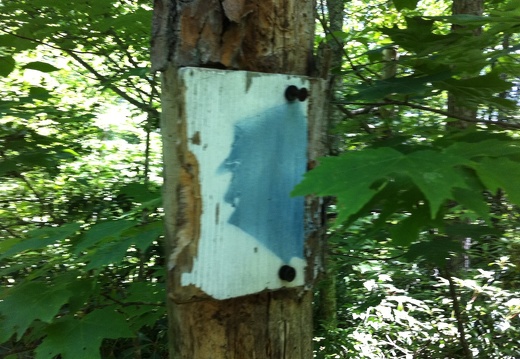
left=171, top=67, right=309, bottom=300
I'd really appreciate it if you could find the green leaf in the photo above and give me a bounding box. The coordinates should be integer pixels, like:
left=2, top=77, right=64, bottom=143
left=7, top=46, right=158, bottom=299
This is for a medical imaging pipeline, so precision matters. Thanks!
left=450, top=72, right=511, bottom=92
left=293, top=148, right=470, bottom=222
left=393, top=0, right=419, bottom=11
left=22, top=61, right=60, bottom=72
left=399, top=150, right=470, bottom=217
left=475, top=157, right=520, bottom=206
left=122, top=282, right=166, bottom=330
left=84, top=220, right=162, bottom=270
left=73, top=220, right=136, bottom=254
left=0, top=223, right=80, bottom=260
left=390, top=205, right=430, bottom=246
left=452, top=187, right=491, bottom=224
left=444, top=223, right=500, bottom=238
left=0, top=282, right=71, bottom=342
left=426, top=14, right=506, bottom=26
left=35, top=308, right=133, bottom=359
left=28, top=86, right=52, bottom=100
left=117, top=66, right=150, bottom=80
left=292, top=148, right=402, bottom=223
left=443, top=139, right=520, bottom=159
left=381, top=18, right=456, bottom=54
left=66, top=277, right=98, bottom=313
left=0, top=56, right=15, bottom=77
left=119, top=183, right=161, bottom=203
left=346, top=72, right=450, bottom=102
left=83, top=236, right=135, bottom=270
left=129, top=220, right=163, bottom=251
left=435, top=72, right=513, bottom=109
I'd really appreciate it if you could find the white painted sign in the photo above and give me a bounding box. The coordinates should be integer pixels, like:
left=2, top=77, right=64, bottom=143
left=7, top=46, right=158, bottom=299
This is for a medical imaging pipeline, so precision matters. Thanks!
left=175, top=68, right=309, bottom=300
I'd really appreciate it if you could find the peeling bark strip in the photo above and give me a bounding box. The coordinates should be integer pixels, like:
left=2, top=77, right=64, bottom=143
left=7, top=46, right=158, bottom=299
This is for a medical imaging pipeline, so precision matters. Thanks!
left=160, top=69, right=206, bottom=300
left=151, top=0, right=315, bottom=74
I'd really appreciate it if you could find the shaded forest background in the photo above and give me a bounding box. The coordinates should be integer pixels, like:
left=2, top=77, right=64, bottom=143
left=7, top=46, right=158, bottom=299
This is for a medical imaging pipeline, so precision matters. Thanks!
left=0, top=0, right=519, bottom=358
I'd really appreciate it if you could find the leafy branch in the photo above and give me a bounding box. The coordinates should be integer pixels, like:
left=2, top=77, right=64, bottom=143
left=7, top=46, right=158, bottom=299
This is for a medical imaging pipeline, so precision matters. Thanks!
left=64, top=50, right=159, bottom=119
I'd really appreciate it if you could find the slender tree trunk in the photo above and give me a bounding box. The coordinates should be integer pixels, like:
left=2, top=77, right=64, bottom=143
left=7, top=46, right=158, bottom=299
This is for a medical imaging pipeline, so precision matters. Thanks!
left=445, top=2, right=483, bottom=358
left=313, top=0, right=344, bottom=330
left=446, top=0, right=484, bottom=272
left=447, top=0, right=483, bottom=129
left=152, top=1, right=326, bottom=358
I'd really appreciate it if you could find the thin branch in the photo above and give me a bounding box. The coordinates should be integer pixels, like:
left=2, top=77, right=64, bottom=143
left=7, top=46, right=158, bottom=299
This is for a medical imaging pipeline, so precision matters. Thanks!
left=90, top=41, right=153, bottom=102
left=101, top=292, right=164, bottom=307
left=65, top=50, right=159, bottom=118
left=445, top=274, right=473, bottom=359
left=0, top=27, right=98, bottom=55
left=330, top=249, right=406, bottom=261
left=144, top=114, right=152, bottom=186
left=316, top=10, right=373, bottom=83
left=0, top=222, right=22, bottom=238
left=109, top=28, right=158, bottom=90
left=338, top=100, right=520, bottom=130
left=15, top=173, right=61, bottom=224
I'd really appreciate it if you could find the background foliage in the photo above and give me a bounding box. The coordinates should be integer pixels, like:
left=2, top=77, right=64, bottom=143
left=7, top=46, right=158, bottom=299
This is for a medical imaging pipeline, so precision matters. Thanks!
left=0, top=1, right=166, bottom=358
left=308, top=0, right=520, bottom=358
left=0, top=0, right=519, bottom=358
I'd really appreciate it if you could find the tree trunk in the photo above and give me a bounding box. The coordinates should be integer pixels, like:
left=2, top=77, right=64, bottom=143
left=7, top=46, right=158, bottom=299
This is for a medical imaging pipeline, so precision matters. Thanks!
left=313, top=0, right=344, bottom=330
left=447, top=0, right=483, bottom=129
left=152, top=1, right=325, bottom=358
left=445, top=2, right=483, bottom=358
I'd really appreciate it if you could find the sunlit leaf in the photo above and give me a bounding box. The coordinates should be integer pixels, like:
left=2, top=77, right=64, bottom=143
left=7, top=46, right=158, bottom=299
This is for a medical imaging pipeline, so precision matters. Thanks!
left=0, top=282, right=71, bottom=342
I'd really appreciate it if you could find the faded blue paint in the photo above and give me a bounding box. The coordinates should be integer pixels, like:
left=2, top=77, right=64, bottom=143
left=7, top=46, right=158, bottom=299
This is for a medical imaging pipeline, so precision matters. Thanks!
left=219, top=103, right=307, bottom=263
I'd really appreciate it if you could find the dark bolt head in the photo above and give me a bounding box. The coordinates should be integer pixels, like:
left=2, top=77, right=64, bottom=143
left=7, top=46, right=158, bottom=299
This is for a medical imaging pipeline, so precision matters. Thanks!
left=278, top=265, right=296, bottom=282
left=285, top=85, right=309, bottom=102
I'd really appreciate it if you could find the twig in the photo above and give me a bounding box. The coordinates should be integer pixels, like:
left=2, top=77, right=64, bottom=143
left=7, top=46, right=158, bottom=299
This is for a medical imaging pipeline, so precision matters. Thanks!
left=316, top=9, right=373, bottom=83
left=101, top=292, right=164, bottom=307
left=65, top=50, right=159, bottom=118
left=338, top=100, right=520, bottom=130
left=15, top=173, right=61, bottom=224
left=0, top=222, right=22, bottom=238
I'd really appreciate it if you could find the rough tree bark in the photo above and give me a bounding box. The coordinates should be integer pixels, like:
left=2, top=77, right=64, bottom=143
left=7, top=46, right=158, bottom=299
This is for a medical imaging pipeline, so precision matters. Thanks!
left=151, top=1, right=326, bottom=358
